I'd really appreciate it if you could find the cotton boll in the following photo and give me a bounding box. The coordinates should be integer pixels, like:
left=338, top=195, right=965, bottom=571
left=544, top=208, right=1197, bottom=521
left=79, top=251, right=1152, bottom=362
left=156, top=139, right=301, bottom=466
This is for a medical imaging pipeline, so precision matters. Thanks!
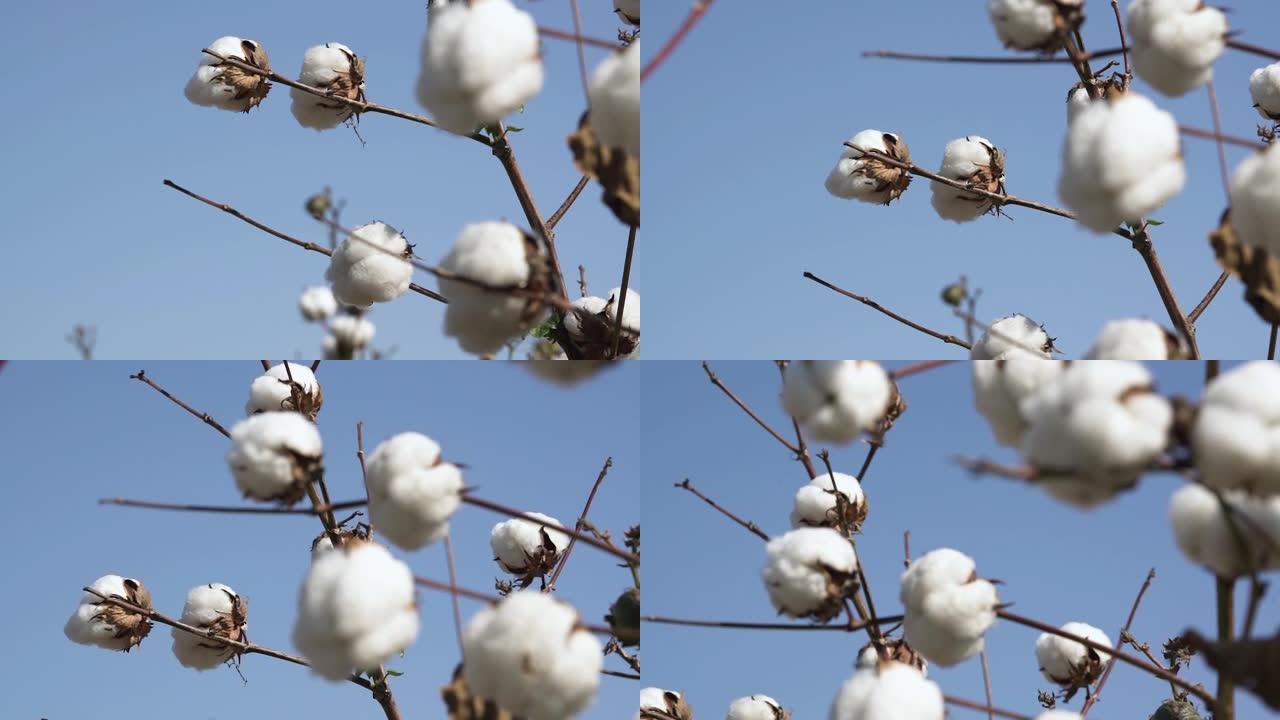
left=64, top=575, right=153, bottom=651
left=1058, top=94, right=1185, bottom=232
left=970, top=314, right=1054, bottom=360
left=290, top=43, right=365, bottom=130
left=1035, top=622, right=1112, bottom=692
left=1169, top=483, right=1280, bottom=578
left=987, top=0, right=1083, bottom=53
left=782, top=360, right=895, bottom=444
left=640, top=687, right=692, bottom=720
left=172, top=583, right=248, bottom=670
left=184, top=36, right=272, bottom=112
left=1066, top=86, right=1093, bottom=124
left=563, top=287, right=641, bottom=359
left=325, top=314, right=376, bottom=359
left=226, top=411, right=323, bottom=504
left=1250, top=64, right=1280, bottom=121
left=439, top=222, right=549, bottom=356
left=900, top=548, right=999, bottom=667
left=790, top=472, right=868, bottom=531
left=415, top=0, right=544, bottom=134
left=930, top=136, right=1006, bottom=222
left=463, top=591, right=602, bottom=720
left=1084, top=318, right=1182, bottom=359
left=1193, top=361, right=1280, bottom=494
left=299, top=286, right=338, bottom=322
left=1020, top=361, right=1172, bottom=507
left=292, top=541, right=418, bottom=681
left=588, top=41, right=640, bottom=156
left=972, top=357, right=1064, bottom=447
left=726, top=695, right=790, bottom=720
left=762, top=527, right=858, bottom=622
left=1128, top=0, right=1228, bottom=97
left=614, top=0, right=640, bottom=26
left=364, top=432, right=464, bottom=550
left=829, top=661, right=944, bottom=720
left=245, top=362, right=323, bottom=419
left=325, top=222, right=413, bottom=308
left=490, top=512, right=572, bottom=584
left=1229, top=143, right=1280, bottom=258
left=824, top=130, right=913, bottom=205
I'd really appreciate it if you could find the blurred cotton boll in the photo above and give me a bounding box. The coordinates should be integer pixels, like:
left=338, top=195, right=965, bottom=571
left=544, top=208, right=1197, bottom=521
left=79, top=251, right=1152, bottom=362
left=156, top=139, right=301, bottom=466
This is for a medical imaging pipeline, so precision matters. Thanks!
left=762, top=527, right=858, bottom=622
left=184, top=36, right=272, bottom=112
left=64, top=575, right=154, bottom=652
left=829, top=660, right=943, bottom=720
left=970, top=314, right=1054, bottom=360
left=415, top=0, right=544, bottom=134
left=1034, top=622, right=1112, bottom=691
left=172, top=583, right=247, bottom=670
left=325, top=222, right=414, bottom=308
left=325, top=313, right=376, bottom=359
left=987, top=0, right=1083, bottom=53
left=726, top=695, right=790, bottom=720
left=781, top=360, right=895, bottom=444
left=1127, top=0, right=1227, bottom=97
left=1084, top=318, right=1182, bottom=359
left=462, top=591, right=602, bottom=720
left=900, top=548, right=999, bottom=667
left=972, top=357, right=1064, bottom=447
left=588, top=41, right=640, bottom=156
left=363, top=432, right=464, bottom=550
left=1228, top=143, right=1280, bottom=258
left=292, top=541, right=418, bottom=681
left=1169, top=483, right=1280, bottom=578
left=291, top=43, right=365, bottom=130
left=824, top=130, right=913, bottom=205
left=245, top=362, right=323, bottom=419
left=1250, top=63, right=1280, bottom=121
left=564, top=287, right=641, bottom=359
left=490, top=511, right=571, bottom=584
left=929, top=136, right=1006, bottom=223
left=299, top=286, right=338, bottom=322
left=439, top=221, right=548, bottom=356
left=790, top=472, right=867, bottom=531
left=226, top=411, right=323, bottom=504
left=639, top=687, right=692, bottom=720
left=1192, top=361, right=1280, bottom=495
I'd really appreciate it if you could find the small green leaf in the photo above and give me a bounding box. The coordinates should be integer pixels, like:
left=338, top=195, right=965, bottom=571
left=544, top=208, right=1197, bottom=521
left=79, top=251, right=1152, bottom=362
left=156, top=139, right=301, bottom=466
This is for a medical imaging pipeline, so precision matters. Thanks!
left=1146, top=218, right=1164, bottom=226
left=506, top=125, right=524, bottom=133
left=530, top=314, right=560, bottom=339
left=384, top=669, right=404, bottom=677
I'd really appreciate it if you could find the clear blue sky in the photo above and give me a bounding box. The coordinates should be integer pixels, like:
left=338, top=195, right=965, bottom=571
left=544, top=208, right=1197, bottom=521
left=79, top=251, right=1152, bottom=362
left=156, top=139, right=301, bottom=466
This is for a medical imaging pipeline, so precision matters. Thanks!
left=1, top=1, right=639, bottom=359
left=642, top=361, right=1275, bottom=719
left=645, top=2, right=1280, bottom=360
left=0, top=361, right=638, bottom=718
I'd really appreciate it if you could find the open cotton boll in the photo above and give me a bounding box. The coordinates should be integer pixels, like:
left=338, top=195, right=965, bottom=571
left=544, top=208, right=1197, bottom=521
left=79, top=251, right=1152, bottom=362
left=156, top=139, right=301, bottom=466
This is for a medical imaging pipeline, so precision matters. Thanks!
left=463, top=591, right=602, bottom=720
left=1251, top=64, right=1280, bottom=121
left=824, top=130, right=913, bottom=205
left=1020, top=361, right=1172, bottom=507
left=727, top=695, right=790, bottom=720
left=292, top=541, right=418, bottom=681
left=299, top=286, right=338, bottom=322
left=245, top=362, right=323, bottom=419
left=782, top=360, right=895, bottom=445
left=1058, top=94, right=1184, bottom=232
left=291, top=43, right=365, bottom=130
left=1229, top=142, right=1280, bottom=258
left=614, top=0, right=640, bottom=26
left=439, top=221, right=549, bottom=356
left=987, top=0, right=1083, bottom=53
left=325, top=222, right=413, bottom=308
left=490, top=512, right=572, bottom=584
left=325, top=314, right=377, bottom=359
left=930, top=136, right=1006, bottom=222
left=972, top=357, right=1064, bottom=447
left=226, top=411, right=323, bottom=504
left=900, top=548, right=999, bottom=667
left=640, top=687, right=692, bottom=720
left=1035, top=622, right=1112, bottom=692
left=64, top=575, right=153, bottom=652
left=791, top=472, right=867, bottom=531
left=588, top=41, right=640, bottom=156
left=829, top=661, right=944, bottom=720
left=1084, top=318, right=1182, bottom=359
left=564, top=288, right=641, bottom=359
left=415, top=0, right=544, bottom=134
left=1128, top=0, right=1227, bottom=97
left=762, top=527, right=858, bottom=622
left=172, top=583, right=248, bottom=670
left=364, top=432, right=464, bottom=550
left=1170, top=483, right=1280, bottom=578
left=184, top=36, right=272, bottom=112
left=970, top=314, right=1054, bottom=360
left=1193, top=361, right=1280, bottom=495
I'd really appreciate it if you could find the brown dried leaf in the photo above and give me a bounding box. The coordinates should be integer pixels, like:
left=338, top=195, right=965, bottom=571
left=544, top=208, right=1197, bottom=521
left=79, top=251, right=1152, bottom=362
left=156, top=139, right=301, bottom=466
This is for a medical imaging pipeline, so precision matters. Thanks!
left=441, top=664, right=519, bottom=720
left=1185, top=629, right=1280, bottom=710
left=568, top=113, right=639, bottom=227
left=1210, top=211, right=1280, bottom=325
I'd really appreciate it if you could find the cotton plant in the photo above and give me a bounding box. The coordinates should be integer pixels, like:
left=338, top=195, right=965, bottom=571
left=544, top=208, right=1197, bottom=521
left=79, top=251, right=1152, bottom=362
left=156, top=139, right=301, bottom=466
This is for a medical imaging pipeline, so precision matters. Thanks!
left=324, top=312, right=377, bottom=359
left=726, top=694, right=790, bottom=720
left=172, top=583, right=248, bottom=670
left=461, top=591, right=603, bottom=720
left=614, top=0, right=640, bottom=27
left=761, top=527, right=859, bottom=622
left=929, top=136, right=1007, bottom=223
left=299, top=285, right=338, bottom=322
left=781, top=360, right=897, bottom=445
left=588, top=40, right=640, bottom=157
left=226, top=411, right=324, bottom=504
left=790, top=471, right=868, bottom=532
left=1227, top=141, right=1280, bottom=258
left=564, top=287, right=641, bottom=359
left=245, top=362, right=324, bottom=419
left=490, top=511, right=572, bottom=587
left=639, top=687, right=693, bottom=720
left=325, top=222, right=414, bottom=309
left=1250, top=63, right=1280, bottom=122
left=824, top=130, right=913, bottom=205
left=291, top=43, right=365, bottom=130
left=1083, top=318, right=1184, bottom=360
left=986, top=0, right=1083, bottom=53
left=1034, top=622, right=1112, bottom=699
left=64, top=575, right=154, bottom=652
left=829, top=659, right=944, bottom=720
left=970, top=314, right=1056, bottom=360
left=899, top=548, right=1000, bottom=667
left=363, top=432, right=465, bottom=550
left=1192, top=361, right=1280, bottom=495
left=1127, top=0, right=1228, bottom=97
left=1169, top=482, right=1280, bottom=578
left=972, top=357, right=1065, bottom=447
left=184, top=36, right=272, bottom=112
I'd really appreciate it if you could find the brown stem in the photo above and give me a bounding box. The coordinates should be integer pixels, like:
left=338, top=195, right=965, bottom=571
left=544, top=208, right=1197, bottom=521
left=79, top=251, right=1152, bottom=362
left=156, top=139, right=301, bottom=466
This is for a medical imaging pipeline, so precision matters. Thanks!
left=674, top=478, right=770, bottom=541
left=566, top=0, right=591, bottom=100
left=1206, top=81, right=1233, bottom=200
left=537, top=25, right=620, bottom=50
left=1110, top=0, right=1130, bottom=77
left=890, top=359, right=956, bottom=380
left=1188, top=270, right=1231, bottom=324
left=442, top=534, right=466, bottom=658
left=861, top=47, right=1125, bottom=64
left=459, top=493, right=638, bottom=564
left=1227, top=39, right=1280, bottom=62
left=978, top=649, right=995, bottom=720
left=1270, top=324, right=1278, bottom=360
left=1131, top=232, right=1200, bottom=358
left=547, top=175, right=592, bottom=230
left=611, top=224, right=638, bottom=358
left=548, top=456, right=615, bottom=588
left=1080, top=567, right=1157, bottom=716
left=702, top=361, right=805, bottom=456
left=128, top=370, right=230, bottom=437
left=777, top=361, right=819, bottom=479
left=641, top=0, right=717, bottom=81
left=1179, top=125, right=1265, bottom=150
left=490, top=127, right=569, bottom=303
left=1217, top=577, right=1236, bottom=720
left=99, top=496, right=367, bottom=515
left=943, top=695, right=1032, bottom=720
left=803, top=271, right=971, bottom=349
left=642, top=613, right=902, bottom=632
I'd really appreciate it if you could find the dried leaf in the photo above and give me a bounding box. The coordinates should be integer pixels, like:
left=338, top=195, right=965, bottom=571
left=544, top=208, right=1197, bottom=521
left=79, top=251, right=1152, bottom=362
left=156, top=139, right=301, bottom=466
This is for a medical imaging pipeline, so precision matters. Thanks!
left=1210, top=211, right=1280, bottom=325
left=567, top=113, right=639, bottom=227
left=1186, top=629, right=1280, bottom=710
left=441, top=664, right=518, bottom=720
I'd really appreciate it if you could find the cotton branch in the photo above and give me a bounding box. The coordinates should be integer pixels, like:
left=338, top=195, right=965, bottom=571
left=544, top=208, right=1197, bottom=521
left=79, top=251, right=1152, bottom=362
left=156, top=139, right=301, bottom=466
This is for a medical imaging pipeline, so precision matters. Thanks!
left=943, top=695, right=1032, bottom=720
left=641, top=0, right=717, bottom=81
left=1079, top=567, right=1157, bottom=716
left=536, top=26, right=622, bottom=50
left=802, top=272, right=970, bottom=350
left=611, top=224, right=638, bottom=358
left=674, top=478, right=770, bottom=541
left=548, top=456, right=615, bottom=588
left=642, top=613, right=903, bottom=632
left=129, top=370, right=230, bottom=437
left=861, top=47, right=1125, bottom=65
left=701, top=361, right=806, bottom=457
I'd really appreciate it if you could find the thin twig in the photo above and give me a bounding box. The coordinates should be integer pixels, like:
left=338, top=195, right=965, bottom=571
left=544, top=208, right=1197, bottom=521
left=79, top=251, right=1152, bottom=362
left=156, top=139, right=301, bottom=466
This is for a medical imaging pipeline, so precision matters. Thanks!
left=642, top=613, right=902, bottom=632
left=803, top=272, right=970, bottom=349
left=548, top=457, right=615, bottom=588
left=1179, top=125, right=1267, bottom=150
left=701, top=361, right=804, bottom=455
left=1206, top=81, right=1233, bottom=201
left=641, top=0, right=717, bottom=81
left=442, top=535, right=465, bottom=658
left=943, top=695, right=1032, bottom=720
left=890, top=359, right=956, bottom=380
left=537, top=25, right=620, bottom=51
left=611, top=224, right=638, bottom=358
left=1227, top=39, right=1280, bottom=62
left=776, top=362, right=819, bottom=479
left=1270, top=324, right=1278, bottom=360
left=1080, top=567, right=1157, bottom=716
left=566, top=0, right=591, bottom=101
left=547, top=175, right=592, bottom=231
left=1216, top=577, right=1236, bottom=719
left=490, top=125, right=569, bottom=304
left=1110, top=0, right=1130, bottom=77
left=1131, top=231, right=1199, bottom=358
left=979, top=649, right=995, bottom=720
left=128, top=370, right=230, bottom=437
left=459, top=493, right=638, bottom=564
left=674, top=479, right=770, bottom=542
left=861, top=47, right=1125, bottom=64
left=1188, top=270, right=1231, bottom=324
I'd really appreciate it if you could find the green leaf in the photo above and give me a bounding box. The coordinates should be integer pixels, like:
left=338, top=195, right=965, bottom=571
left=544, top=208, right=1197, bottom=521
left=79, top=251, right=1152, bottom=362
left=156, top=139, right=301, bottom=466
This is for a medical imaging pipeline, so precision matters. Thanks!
left=506, top=125, right=524, bottom=133
left=384, top=669, right=405, bottom=677
left=530, top=314, right=560, bottom=339
left=1146, top=218, right=1164, bottom=226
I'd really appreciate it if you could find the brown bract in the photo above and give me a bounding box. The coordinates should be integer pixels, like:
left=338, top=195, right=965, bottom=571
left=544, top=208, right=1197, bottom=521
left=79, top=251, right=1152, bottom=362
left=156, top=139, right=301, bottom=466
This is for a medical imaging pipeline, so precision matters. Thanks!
left=441, top=664, right=518, bottom=720
left=313, top=49, right=367, bottom=121
left=641, top=690, right=695, bottom=720
left=860, top=134, right=913, bottom=206
left=565, top=297, right=640, bottom=359
left=568, top=113, right=640, bottom=226
left=92, top=578, right=153, bottom=651
left=216, top=40, right=272, bottom=112
left=1186, top=629, right=1280, bottom=711
left=1045, top=644, right=1106, bottom=702
left=994, top=0, right=1085, bottom=53
left=499, top=527, right=563, bottom=589
left=1210, top=210, right=1280, bottom=324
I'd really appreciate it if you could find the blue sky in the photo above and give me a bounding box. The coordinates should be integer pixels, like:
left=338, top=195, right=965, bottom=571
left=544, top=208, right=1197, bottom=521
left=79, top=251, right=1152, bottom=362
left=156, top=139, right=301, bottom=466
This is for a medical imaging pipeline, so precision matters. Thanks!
left=645, top=2, right=1280, bottom=360
left=1, top=1, right=638, bottom=359
left=642, top=361, right=1275, bottom=719
left=0, top=361, right=638, bottom=718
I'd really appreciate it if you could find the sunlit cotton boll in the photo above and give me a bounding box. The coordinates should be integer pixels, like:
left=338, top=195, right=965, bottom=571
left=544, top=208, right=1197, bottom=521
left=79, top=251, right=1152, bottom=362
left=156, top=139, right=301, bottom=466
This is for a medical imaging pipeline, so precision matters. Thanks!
left=1228, top=142, right=1280, bottom=258
left=490, top=511, right=572, bottom=580
left=415, top=0, right=544, bottom=134
left=64, top=575, right=153, bottom=652
left=245, top=362, right=323, bottom=418
left=1058, top=94, right=1184, bottom=232
left=930, top=136, right=1006, bottom=223
left=972, top=357, right=1064, bottom=447
left=564, top=288, right=641, bottom=359
left=291, top=43, right=365, bottom=130
left=727, top=695, right=790, bottom=720
left=1128, top=0, right=1227, bottom=97
left=184, top=36, right=271, bottom=112
left=791, top=472, right=867, bottom=531
left=1250, top=63, right=1280, bottom=121
left=829, top=661, right=944, bottom=720
left=292, top=541, right=418, bottom=681
left=824, top=130, right=913, bottom=205
left=639, top=687, right=692, bottom=720
left=782, top=360, right=894, bottom=444
left=1193, top=361, right=1280, bottom=494
left=1084, top=318, right=1182, bottom=359
left=1169, top=483, right=1280, bottom=578
left=614, top=0, right=640, bottom=26
left=1020, top=361, right=1172, bottom=507
left=1035, top=622, right=1112, bottom=688
left=900, top=548, right=999, bottom=667
left=439, top=221, right=547, bottom=356
left=588, top=41, right=640, bottom=156
left=762, top=527, right=858, bottom=622
left=325, top=314, right=377, bottom=358
left=987, top=0, right=1083, bottom=52
left=299, top=285, right=338, bottom=322
left=463, top=591, right=603, bottom=720
left=172, top=583, right=247, bottom=670
left=970, top=314, right=1054, bottom=360
left=226, top=411, right=323, bottom=504
left=363, top=432, right=464, bottom=550
left=325, top=222, right=413, bottom=308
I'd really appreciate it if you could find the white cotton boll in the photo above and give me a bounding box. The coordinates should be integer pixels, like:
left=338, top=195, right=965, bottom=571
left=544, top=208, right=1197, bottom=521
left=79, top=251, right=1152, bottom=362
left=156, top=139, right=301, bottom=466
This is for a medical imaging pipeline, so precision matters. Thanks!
left=291, top=43, right=364, bottom=130
left=1058, top=94, right=1185, bottom=232
left=325, top=222, right=413, bottom=308
left=1250, top=64, right=1280, bottom=121
left=1128, top=0, right=1227, bottom=97
left=614, top=0, right=640, bottom=26
left=1169, top=483, right=1280, bottom=578
left=64, top=575, right=153, bottom=651
left=782, top=361, right=894, bottom=445
left=1020, top=361, right=1172, bottom=507
left=1229, top=142, right=1280, bottom=257
left=1066, top=86, right=1094, bottom=124
left=588, top=41, right=640, bottom=156
left=245, top=363, right=322, bottom=417
left=640, top=687, right=691, bottom=720
left=184, top=36, right=271, bottom=112
left=970, top=314, right=1053, bottom=360
left=363, top=432, right=464, bottom=550
left=824, top=130, right=913, bottom=205
left=829, top=662, right=944, bottom=720
left=727, top=695, right=789, bottom=720
left=463, top=591, right=603, bottom=720
left=415, top=0, right=544, bottom=134
left=972, top=357, right=1065, bottom=447
left=299, top=286, right=338, bottom=322
left=439, top=222, right=545, bottom=356
left=900, top=549, right=999, bottom=667
left=762, top=527, right=858, bottom=621
left=490, top=512, right=572, bottom=579
left=172, top=583, right=247, bottom=670
left=790, top=472, right=866, bottom=530
left=292, top=541, right=419, bottom=681
left=1084, top=318, right=1181, bottom=359
left=226, top=411, right=323, bottom=504
left=987, top=0, right=1082, bottom=52
left=564, top=288, right=641, bottom=359
left=1193, top=361, right=1280, bottom=495
left=1035, top=622, right=1112, bottom=687
left=930, top=136, right=1006, bottom=222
